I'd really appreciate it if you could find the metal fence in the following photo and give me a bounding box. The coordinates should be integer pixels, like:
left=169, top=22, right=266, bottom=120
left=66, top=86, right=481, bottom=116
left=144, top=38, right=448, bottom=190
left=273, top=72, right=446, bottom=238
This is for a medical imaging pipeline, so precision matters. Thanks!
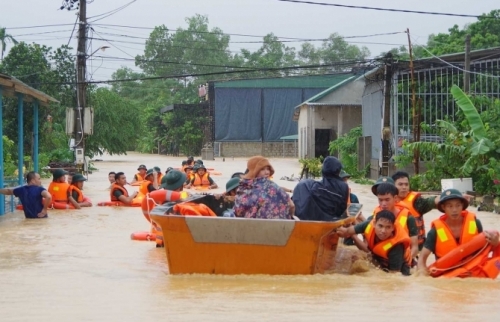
left=391, top=57, right=500, bottom=157
left=2, top=178, right=20, bottom=214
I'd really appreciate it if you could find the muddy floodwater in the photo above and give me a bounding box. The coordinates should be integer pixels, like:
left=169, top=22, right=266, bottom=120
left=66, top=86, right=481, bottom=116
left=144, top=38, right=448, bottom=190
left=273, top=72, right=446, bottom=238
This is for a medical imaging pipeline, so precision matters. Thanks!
left=0, top=152, right=499, bottom=321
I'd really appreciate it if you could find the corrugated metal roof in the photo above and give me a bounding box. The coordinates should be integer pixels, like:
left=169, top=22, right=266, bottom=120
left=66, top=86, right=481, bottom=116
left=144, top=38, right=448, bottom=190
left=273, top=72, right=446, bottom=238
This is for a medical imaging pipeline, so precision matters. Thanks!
left=299, top=76, right=357, bottom=104
left=213, top=72, right=354, bottom=89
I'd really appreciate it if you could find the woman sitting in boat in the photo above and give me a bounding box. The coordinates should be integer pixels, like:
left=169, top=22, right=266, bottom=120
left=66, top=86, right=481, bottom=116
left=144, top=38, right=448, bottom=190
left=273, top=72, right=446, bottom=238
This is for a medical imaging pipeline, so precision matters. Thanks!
left=67, top=173, right=92, bottom=209
left=417, top=189, right=500, bottom=278
left=234, top=156, right=294, bottom=219
left=138, top=169, right=159, bottom=195
left=186, top=164, right=218, bottom=190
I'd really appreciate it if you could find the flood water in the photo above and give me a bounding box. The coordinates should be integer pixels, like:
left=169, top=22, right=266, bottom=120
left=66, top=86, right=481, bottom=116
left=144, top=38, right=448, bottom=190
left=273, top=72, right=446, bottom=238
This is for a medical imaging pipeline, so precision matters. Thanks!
left=0, top=152, right=499, bottom=321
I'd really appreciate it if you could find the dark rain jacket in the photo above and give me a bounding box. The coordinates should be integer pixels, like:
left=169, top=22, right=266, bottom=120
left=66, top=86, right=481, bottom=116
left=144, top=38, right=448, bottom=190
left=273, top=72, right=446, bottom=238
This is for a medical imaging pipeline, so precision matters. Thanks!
left=292, top=156, right=349, bottom=221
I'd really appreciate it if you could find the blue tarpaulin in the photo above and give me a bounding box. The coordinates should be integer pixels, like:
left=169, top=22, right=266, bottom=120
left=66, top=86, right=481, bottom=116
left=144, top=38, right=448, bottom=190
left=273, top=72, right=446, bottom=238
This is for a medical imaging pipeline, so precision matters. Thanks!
left=215, top=88, right=325, bottom=142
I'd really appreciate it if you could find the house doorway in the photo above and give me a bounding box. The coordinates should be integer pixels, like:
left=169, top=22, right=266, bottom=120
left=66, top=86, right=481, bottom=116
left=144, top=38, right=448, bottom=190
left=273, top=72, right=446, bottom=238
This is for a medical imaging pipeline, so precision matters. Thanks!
left=315, top=129, right=336, bottom=158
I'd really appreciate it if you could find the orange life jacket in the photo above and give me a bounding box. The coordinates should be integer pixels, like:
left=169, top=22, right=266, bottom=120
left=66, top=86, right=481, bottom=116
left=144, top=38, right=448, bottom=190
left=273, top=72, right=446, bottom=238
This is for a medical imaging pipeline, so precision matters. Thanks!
left=347, top=188, right=351, bottom=205
left=157, top=173, right=163, bottom=186
left=364, top=218, right=412, bottom=268
left=135, top=173, right=145, bottom=181
left=172, top=202, right=217, bottom=217
left=48, top=182, right=70, bottom=202
left=193, top=173, right=211, bottom=187
left=431, top=210, right=478, bottom=259
left=110, top=183, right=129, bottom=201
left=372, top=205, right=410, bottom=234
left=68, top=185, right=83, bottom=203
left=139, top=180, right=153, bottom=195
left=397, top=191, right=425, bottom=245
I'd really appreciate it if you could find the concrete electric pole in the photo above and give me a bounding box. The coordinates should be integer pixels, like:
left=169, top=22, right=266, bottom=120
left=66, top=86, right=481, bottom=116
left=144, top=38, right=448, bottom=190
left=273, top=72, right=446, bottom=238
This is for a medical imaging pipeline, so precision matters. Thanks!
left=75, top=0, right=87, bottom=170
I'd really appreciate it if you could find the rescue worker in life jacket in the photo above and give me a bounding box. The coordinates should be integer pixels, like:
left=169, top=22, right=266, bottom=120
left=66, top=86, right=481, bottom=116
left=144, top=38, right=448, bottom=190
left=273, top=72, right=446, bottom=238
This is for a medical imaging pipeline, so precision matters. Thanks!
left=67, top=173, right=92, bottom=209
left=370, top=177, right=419, bottom=260
left=153, top=166, right=163, bottom=186
left=139, top=169, right=159, bottom=195
left=392, top=171, right=473, bottom=251
left=48, top=169, right=70, bottom=203
left=131, top=164, right=147, bottom=184
left=392, top=171, right=439, bottom=251
left=108, top=171, right=116, bottom=189
left=186, top=164, right=218, bottom=189
left=111, top=172, right=138, bottom=204
left=337, top=210, right=412, bottom=275
left=417, top=189, right=500, bottom=275
left=183, top=165, right=195, bottom=187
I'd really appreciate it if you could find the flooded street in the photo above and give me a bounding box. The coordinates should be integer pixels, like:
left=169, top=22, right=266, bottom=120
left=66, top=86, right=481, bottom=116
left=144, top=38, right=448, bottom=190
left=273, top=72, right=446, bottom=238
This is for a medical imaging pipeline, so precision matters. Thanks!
left=0, top=152, right=499, bottom=321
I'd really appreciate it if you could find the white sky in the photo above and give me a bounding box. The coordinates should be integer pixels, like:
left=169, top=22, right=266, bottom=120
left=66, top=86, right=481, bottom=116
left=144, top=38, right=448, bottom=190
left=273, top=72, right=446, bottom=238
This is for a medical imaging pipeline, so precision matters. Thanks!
left=2, top=0, right=499, bottom=81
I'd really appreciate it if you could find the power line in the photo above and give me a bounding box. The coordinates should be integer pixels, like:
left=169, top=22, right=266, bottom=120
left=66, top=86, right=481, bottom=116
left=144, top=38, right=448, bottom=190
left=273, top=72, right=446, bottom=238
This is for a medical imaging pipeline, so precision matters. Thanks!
left=91, top=29, right=405, bottom=44
left=92, top=23, right=405, bottom=41
left=7, top=23, right=77, bottom=30
left=11, top=29, right=74, bottom=37
left=275, top=0, right=486, bottom=18
left=88, top=0, right=137, bottom=23
left=67, top=13, right=80, bottom=46
left=27, top=60, right=378, bottom=85
left=410, top=36, right=500, bottom=79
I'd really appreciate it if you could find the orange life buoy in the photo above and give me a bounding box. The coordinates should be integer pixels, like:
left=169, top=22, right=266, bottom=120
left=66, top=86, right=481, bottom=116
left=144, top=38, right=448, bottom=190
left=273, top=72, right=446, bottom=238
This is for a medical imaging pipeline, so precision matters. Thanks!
left=99, top=193, right=143, bottom=207
left=130, top=231, right=156, bottom=241
left=429, top=232, right=488, bottom=277
left=98, top=201, right=140, bottom=207
left=439, top=245, right=500, bottom=278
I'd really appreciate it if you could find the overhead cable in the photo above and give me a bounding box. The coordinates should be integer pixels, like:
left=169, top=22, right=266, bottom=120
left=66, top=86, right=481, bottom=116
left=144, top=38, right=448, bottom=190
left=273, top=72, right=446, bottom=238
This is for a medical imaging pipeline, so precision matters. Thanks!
left=276, top=0, right=486, bottom=18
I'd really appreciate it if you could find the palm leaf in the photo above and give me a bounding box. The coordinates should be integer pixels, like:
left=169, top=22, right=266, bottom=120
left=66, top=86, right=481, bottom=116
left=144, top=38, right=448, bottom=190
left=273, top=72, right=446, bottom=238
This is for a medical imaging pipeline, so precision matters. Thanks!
left=436, top=119, right=458, bottom=134
left=460, top=157, right=475, bottom=175
left=451, top=85, right=487, bottom=139
left=470, top=138, right=493, bottom=156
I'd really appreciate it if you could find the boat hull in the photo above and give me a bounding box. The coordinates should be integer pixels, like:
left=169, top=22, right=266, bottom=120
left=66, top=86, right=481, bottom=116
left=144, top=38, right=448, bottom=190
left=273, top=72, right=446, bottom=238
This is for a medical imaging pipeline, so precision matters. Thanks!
left=150, top=214, right=355, bottom=275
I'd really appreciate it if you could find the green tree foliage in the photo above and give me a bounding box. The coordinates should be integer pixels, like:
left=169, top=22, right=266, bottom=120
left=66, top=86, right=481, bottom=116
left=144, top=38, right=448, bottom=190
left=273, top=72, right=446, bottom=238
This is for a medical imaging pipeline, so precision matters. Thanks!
left=0, top=27, right=18, bottom=61
left=0, top=42, right=75, bottom=163
left=136, top=15, right=232, bottom=82
left=239, top=33, right=298, bottom=77
left=426, top=10, right=500, bottom=55
left=328, top=126, right=365, bottom=177
left=161, top=105, right=207, bottom=156
left=298, top=33, right=370, bottom=73
left=85, top=88, right=140, bottom=156
left=2, top=135, right=16, bottom=176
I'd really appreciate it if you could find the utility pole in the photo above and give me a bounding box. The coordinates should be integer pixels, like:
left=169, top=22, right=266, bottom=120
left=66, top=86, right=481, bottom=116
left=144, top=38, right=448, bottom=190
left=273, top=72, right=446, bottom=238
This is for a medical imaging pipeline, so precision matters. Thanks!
left=464, top=34, right=471, bottom=93
left=381, top=52, right=393, bottom=177
left=407, top=28, right=419, bottom=174
left=75, top=0, right=87, bottom=170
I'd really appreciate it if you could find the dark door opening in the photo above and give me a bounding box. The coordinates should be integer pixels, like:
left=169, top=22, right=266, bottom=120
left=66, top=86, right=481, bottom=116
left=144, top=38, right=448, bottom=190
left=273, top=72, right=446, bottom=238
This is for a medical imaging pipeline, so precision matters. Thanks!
left=315, top=129, right=335, bottom=158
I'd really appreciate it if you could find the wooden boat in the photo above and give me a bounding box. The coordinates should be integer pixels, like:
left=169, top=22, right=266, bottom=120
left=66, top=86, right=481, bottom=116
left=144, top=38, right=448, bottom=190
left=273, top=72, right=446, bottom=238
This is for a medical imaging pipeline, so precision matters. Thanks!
left=150, top=200, right=361, bottom=275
